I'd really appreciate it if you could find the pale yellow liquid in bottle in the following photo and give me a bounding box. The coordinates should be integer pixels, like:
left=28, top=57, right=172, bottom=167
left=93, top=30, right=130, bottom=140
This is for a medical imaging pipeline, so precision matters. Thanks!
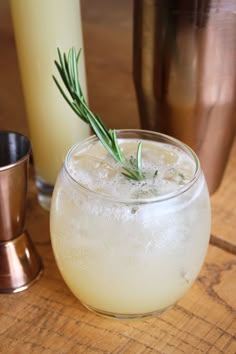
left=11, top=0, right=90, bottom=184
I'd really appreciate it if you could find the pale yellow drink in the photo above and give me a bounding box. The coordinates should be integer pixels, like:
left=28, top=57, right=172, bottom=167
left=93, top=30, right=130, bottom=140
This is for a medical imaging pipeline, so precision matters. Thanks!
left=11, top=0, right=90, bottom=208
left=50, top=131, right=211, bottom=319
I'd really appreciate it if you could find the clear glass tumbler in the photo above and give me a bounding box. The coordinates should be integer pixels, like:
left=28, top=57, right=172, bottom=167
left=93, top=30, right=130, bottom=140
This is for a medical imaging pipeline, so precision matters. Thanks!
left=50, top=130, right=211, bottom=320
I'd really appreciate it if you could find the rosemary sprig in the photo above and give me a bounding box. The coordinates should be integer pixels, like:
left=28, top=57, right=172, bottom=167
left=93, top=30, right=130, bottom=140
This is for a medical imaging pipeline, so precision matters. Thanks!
left=53, top=47, right=145, bottom=181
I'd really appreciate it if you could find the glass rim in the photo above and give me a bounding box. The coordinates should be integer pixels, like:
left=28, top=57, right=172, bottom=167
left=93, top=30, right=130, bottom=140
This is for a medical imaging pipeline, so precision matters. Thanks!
left=0, top=130, right=31, bottom=171
left=64, top=129, right=201, bottom=205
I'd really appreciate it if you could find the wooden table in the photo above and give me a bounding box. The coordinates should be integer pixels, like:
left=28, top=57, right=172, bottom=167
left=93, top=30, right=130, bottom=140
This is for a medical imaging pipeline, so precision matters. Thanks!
left=0, top=1, right=235, bottom=353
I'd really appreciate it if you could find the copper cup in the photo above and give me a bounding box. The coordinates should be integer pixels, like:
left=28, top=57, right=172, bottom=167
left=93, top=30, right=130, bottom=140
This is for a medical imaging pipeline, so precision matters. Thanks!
left=0, top=131, right=43, bottom=293
left=133, top=0, right=236, bottom=193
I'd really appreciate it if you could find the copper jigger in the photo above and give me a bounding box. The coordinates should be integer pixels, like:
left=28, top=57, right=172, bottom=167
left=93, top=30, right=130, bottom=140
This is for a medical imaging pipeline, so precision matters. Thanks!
left=133, top=0, right=236, bottom=194
left=0, top=131, right=43, bottom=293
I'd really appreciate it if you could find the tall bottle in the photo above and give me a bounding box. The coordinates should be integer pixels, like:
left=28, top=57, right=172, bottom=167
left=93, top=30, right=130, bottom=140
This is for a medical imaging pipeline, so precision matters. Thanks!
left=11, top=0, right=90, bottom=210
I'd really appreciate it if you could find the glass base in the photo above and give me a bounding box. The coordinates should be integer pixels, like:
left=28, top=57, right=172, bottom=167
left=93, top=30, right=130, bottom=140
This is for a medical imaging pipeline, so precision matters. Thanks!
left=83, top=303, right=173, bottom=320
left=36, top=176, right=54, bottom=211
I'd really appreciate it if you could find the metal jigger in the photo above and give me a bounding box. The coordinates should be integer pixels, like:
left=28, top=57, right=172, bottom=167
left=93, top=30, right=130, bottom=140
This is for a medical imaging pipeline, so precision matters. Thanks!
left=0, top=131, right=43, bottom=293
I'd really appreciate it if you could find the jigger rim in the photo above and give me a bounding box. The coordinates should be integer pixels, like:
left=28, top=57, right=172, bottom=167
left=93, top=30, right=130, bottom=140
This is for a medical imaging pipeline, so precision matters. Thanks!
left=0, top=130, right=31, bottom=172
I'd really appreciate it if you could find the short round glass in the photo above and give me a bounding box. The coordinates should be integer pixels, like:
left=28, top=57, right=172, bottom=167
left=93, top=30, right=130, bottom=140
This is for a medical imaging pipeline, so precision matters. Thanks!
left=50, top=130, right=211, bottom=320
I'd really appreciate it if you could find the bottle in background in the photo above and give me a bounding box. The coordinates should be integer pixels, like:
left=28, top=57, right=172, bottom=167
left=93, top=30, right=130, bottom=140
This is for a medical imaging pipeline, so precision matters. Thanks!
left=11, top=0, right=90, bottom=210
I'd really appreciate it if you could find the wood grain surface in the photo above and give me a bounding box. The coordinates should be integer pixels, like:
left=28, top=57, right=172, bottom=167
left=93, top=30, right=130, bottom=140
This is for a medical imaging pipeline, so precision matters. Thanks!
left=211, top=139, right=236, bottom=254
left=0, top=0, right=235, bottom=353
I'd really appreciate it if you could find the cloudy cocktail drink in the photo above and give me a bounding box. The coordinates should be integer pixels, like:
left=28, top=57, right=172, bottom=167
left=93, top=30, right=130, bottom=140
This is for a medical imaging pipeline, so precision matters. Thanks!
left=50, top=130, right=211, bottom=319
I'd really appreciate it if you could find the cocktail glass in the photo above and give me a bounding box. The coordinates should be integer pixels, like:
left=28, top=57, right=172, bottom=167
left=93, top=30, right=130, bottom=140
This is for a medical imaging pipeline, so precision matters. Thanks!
left=50, top=129, right=211, bottom=320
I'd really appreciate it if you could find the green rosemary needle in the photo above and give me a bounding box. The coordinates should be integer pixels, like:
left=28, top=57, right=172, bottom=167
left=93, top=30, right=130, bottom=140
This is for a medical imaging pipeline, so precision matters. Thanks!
left=53, top=47, right=145, bottom=181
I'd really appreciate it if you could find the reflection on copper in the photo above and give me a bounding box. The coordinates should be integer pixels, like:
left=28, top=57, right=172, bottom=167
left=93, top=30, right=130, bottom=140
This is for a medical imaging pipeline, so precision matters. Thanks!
left=0, top=131, right=43, bottom=293
left=0, top=231, right=43, bottom=293
left=133, top=0, right=236, bottom=193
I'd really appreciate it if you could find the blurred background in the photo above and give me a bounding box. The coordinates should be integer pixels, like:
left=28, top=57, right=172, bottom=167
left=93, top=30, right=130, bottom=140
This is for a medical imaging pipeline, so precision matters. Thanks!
left=0, top=0, right=139, bottom=135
